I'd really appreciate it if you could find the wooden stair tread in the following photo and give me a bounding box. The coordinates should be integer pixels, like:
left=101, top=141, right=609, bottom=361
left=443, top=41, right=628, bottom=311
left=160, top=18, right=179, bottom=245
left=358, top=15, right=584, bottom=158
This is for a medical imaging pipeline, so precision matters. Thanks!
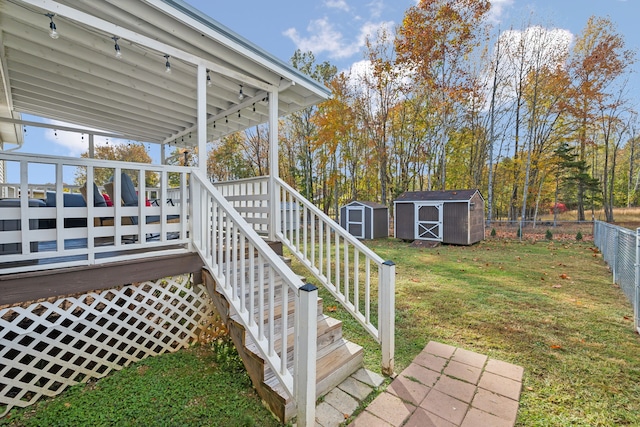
left=203, top=263, right=365, bottom=423
left=241, top=314, right=344, bottom=360
left=263, top=338, right=364, bottom=400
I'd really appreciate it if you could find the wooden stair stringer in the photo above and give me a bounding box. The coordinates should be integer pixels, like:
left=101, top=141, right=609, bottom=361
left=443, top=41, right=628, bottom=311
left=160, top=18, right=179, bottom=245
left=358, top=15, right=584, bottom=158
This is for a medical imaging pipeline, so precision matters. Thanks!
left=202, top=268, right=364, bottom=423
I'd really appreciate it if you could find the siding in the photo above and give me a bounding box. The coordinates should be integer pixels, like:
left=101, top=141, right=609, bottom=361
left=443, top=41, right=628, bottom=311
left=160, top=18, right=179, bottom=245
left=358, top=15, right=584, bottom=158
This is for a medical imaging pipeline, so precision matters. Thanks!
left=468, top=192, right=485, bottom=244
left=442, top=202, right=469, bottom=245
left=394, top=202, right=415, bottom=240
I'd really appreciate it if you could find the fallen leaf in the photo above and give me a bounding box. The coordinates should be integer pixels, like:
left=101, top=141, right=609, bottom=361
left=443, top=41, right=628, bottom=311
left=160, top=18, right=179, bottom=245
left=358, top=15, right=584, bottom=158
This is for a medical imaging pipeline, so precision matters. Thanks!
left=526, top=386, right=534, bottom=391
left=559, top=273, right=569, bottom=280
left=411, top=278, right=419, bottom=283
left=540, top=277, right=545, bottom=281
left=550, top=344, right=562, bottom=349
left=552, top=284, right=562, bottom=288
left=327, top=306, right=337, bottom=312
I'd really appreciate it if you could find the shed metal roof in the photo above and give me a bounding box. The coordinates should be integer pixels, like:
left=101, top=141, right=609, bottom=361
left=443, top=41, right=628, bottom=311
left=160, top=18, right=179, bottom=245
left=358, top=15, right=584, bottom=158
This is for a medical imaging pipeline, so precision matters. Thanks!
left=344, top=200, right=387, bottom=209
left=0, top=0, right=330, bottom=148
left=394, top=189, right=483, bottom=203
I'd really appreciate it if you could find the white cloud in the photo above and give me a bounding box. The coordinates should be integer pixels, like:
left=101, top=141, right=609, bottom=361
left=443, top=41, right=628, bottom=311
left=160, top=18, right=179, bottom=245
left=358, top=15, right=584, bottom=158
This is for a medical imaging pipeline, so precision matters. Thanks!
left=500, top=26, right=573, bottom=69
left=366, top=0, right=384, bottom=19
left=43, top=119, right=125, bottom=156
left=284, top=18, right=395, bottom=60
left=324, top=0, right=350, bottom=12
left=486, top=26, right=574, bottom=108
left=487, top=0, right=514, bottom=24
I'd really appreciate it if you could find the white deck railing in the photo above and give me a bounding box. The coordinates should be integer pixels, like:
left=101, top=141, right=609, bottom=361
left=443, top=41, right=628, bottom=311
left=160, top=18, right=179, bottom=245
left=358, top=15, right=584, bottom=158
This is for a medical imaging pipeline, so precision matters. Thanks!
left=191, top=171, right=317, bottom=425
left=215, top=176, right=395, bottom=375
left=0, top=152, right=190, bottom=274
left=213, top=176, right=270, bottom=236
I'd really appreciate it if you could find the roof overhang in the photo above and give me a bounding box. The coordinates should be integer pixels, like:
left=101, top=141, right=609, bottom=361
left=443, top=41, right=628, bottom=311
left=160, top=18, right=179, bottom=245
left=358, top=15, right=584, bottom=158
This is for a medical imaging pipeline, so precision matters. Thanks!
left=0, top=0, right=330, bottom=149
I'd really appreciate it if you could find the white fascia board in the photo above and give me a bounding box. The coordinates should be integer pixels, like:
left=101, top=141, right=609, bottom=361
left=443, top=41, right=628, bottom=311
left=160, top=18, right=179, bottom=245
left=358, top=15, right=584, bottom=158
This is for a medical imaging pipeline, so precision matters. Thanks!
left=20, top=0, right=275, bottom=92
left=154, top=0, right=330, bottom=100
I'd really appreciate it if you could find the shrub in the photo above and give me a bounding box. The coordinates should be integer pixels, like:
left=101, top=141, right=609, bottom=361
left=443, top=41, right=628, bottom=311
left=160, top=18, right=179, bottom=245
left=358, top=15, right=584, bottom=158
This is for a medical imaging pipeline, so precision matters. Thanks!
left=545, top=229, right=553, bottom=240
left=491, top=228, right=496, bottom=237
left=517, top=227, right=522, bottom=238
left=212, top=337, right=245, bottom=373
left=576, top=231, right=583, bottom=241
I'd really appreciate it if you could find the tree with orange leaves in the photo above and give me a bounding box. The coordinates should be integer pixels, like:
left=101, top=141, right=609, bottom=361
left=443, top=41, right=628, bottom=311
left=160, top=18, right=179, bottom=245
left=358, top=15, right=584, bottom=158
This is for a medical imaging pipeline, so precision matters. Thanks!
left=395, top=0, right=490, bottom=190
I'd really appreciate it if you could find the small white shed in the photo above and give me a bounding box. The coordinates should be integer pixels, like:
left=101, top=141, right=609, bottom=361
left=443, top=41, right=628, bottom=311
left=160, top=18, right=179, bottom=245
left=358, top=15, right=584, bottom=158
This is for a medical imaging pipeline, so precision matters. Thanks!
left=340, top=201, right=389, bottom=239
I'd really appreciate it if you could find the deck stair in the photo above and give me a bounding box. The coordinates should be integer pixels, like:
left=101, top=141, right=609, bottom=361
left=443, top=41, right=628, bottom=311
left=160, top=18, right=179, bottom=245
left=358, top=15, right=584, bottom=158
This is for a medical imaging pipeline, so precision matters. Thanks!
left=202, top=253, right=364, bottom=422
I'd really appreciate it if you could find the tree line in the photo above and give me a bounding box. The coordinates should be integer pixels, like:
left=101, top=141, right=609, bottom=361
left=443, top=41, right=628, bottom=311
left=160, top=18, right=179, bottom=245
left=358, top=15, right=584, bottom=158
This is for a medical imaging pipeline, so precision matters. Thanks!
left=83, top=1, right=638, bottom=224
left=208, top=1, right=637, bottom=224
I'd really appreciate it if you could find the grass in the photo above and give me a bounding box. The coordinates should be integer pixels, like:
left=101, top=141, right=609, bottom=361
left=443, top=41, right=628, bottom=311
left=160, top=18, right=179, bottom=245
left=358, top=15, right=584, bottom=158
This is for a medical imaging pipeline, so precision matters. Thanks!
left=0, top=339, right=283, bottom=427
left=312, top=238, right=640, bottom=426
left=3, top=237, right=639, bottom=426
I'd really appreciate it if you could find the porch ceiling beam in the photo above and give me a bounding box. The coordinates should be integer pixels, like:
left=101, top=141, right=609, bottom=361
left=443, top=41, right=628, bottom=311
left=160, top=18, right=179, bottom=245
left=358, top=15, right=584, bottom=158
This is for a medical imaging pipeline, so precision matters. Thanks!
left=146, top=0, right=326, bottom=97
left=6, top=51, right=201, bottom=118
left=19, top=0, right=277, bottom=92
left=0, top=117, right=127, bottom=139
left=2, top=22, right=262, bottom=118
left=14, top=94, right=168, bottom=138
left=84, top=0, right=284, bottom=88
left=163, top=91, right=270, bottom=144
left=14, top=104, right=166, bottom=143
left=1, top=28, right=198, bottom=106
left=9, top=72, right=194, bottom=128
left=11, top=84, right=189, bottom=133
left=164, top=79, right=296, bottom=144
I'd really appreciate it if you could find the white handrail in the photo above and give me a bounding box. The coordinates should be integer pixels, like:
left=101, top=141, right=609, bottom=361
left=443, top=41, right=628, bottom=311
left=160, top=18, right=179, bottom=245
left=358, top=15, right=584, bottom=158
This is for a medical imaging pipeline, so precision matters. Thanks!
left=190, top=171, right=317, bottom=422
left=214, top=175, right=395, bottom=375
left=274, top=177, right=395, bottom=375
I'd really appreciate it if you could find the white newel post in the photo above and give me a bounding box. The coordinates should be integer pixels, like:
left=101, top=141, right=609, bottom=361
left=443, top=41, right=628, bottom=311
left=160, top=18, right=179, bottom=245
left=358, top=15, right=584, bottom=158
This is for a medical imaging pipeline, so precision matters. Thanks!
left=295, top=283, right=318, bottom=427
left=190, top=64, right=208, bottom=252
left=380, top=260, right=396, bottom=376
left=635, top=228, right=640, bottom=334
left=268, top=90, right=280, bottom=242
left=190, top=175, right=201, bottom=251
left=197, top=64, right=208, bottom=175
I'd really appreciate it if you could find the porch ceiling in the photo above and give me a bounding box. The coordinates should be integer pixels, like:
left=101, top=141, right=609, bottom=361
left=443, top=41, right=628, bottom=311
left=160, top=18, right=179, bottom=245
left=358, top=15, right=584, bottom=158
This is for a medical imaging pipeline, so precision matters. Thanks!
left=0, top=0, right=330, bottom=148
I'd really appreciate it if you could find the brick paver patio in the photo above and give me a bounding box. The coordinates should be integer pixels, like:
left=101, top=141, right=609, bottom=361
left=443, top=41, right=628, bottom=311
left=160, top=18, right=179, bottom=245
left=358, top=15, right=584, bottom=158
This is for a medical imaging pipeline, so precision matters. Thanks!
left=349, top=341, right=524, bottom=427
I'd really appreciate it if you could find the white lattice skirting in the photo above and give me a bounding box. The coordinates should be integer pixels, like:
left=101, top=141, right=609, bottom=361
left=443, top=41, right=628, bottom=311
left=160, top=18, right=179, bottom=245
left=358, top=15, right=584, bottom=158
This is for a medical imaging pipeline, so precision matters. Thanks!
left=0, top=274, right=217, bottom=417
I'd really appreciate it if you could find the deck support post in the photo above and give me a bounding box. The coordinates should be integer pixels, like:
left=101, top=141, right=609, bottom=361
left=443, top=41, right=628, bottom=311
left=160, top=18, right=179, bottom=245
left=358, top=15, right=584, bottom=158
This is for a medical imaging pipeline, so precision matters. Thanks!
left=268, top=90, right=280, bottom=241
left=197, top=64, right=208, bottom=174
left=295, top=283, right=318, bottom=427
left=380, top=260, right=395, bottom=376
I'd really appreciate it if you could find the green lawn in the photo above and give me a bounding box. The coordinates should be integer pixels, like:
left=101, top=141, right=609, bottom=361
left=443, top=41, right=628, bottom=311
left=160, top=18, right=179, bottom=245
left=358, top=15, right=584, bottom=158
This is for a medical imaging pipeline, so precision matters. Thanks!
left=0, top=340, right=282, bottom=427
left=320, top=238, right=640, bottom=426
left=3, top=237, right=638, bottom=426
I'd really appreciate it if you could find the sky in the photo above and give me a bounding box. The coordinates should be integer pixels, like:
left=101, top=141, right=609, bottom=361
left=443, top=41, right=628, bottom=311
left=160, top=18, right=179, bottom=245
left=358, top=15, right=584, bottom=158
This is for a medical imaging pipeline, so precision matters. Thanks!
left=9, top=0, right=640, bottom=183
left=193, top=0, right=639, bottom=82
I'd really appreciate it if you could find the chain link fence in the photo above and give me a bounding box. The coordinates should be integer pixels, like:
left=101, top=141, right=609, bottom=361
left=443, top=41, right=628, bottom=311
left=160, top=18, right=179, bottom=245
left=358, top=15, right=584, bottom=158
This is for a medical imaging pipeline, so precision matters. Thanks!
left=593, top=221, right=640, bottom=333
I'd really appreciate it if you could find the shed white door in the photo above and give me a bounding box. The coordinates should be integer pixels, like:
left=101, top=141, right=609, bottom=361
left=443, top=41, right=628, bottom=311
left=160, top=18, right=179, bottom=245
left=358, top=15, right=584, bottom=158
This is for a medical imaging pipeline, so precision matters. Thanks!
left=346, top=206, right=365, bottom=239
left=414, top=203, right=443, bottom=241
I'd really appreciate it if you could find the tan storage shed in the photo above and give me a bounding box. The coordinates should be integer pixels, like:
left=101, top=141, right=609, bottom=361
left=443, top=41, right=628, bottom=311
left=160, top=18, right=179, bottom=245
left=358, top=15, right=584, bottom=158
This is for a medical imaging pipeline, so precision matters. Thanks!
left=340, top=201, right=389, bottom=239
left=393, top=189, right=485, bottom=245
